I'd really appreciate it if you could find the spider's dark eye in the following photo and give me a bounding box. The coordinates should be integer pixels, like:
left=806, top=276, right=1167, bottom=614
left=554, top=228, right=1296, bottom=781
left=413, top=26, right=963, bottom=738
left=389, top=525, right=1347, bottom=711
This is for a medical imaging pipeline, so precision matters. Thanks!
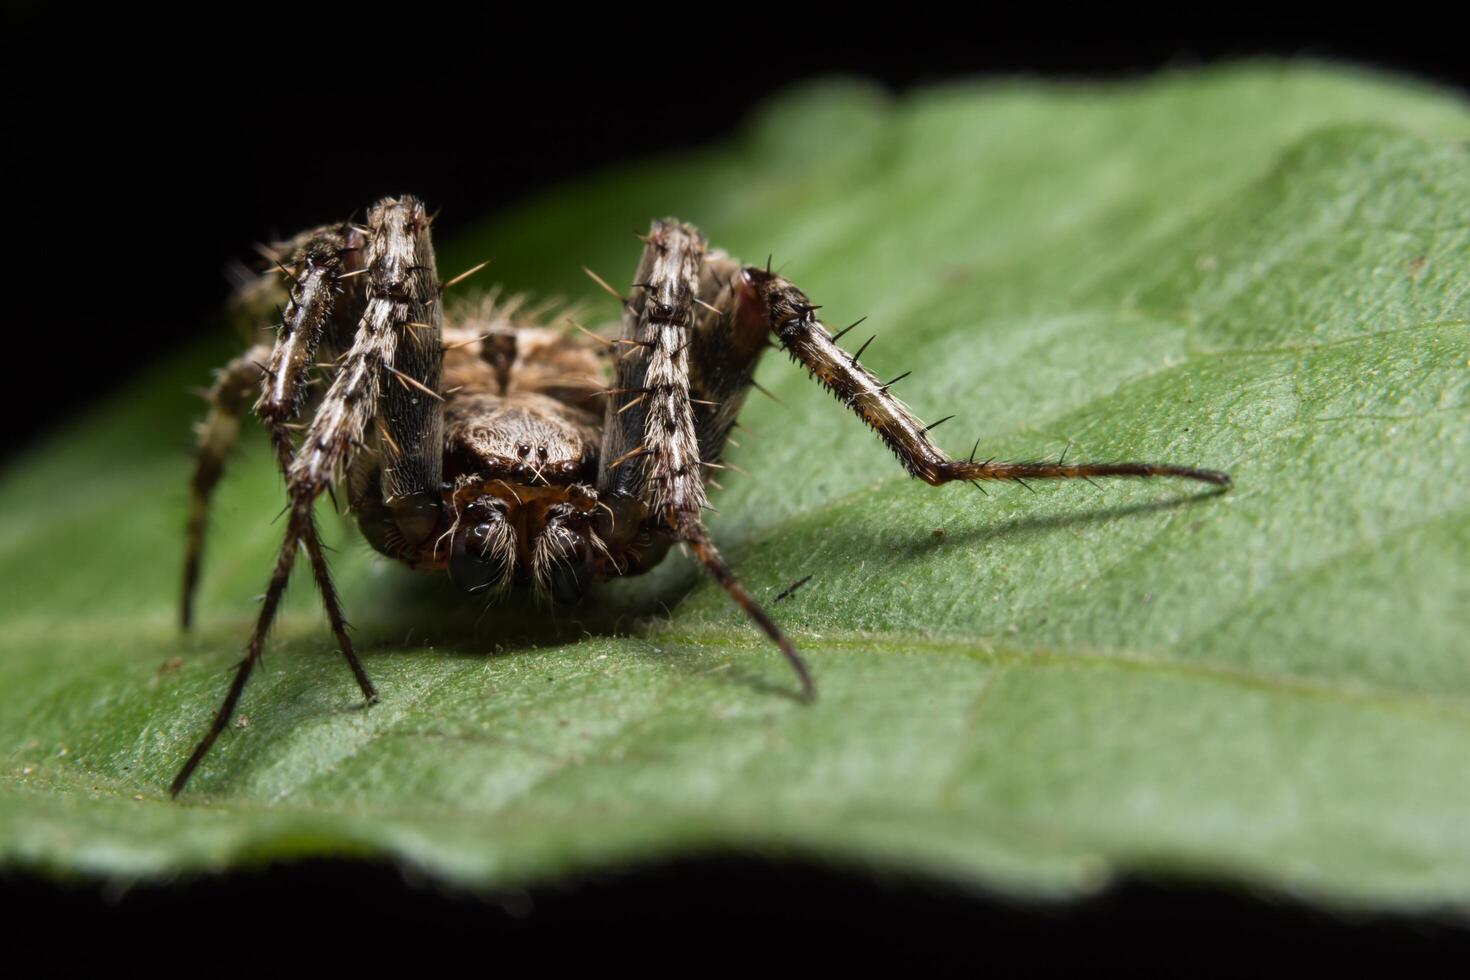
left=448, top=503, right=514, bottom=594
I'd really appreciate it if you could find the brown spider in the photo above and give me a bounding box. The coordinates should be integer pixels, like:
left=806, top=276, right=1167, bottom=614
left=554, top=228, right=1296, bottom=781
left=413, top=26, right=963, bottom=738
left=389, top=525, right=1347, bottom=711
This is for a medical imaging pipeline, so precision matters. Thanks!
left=174, top=196, right=1230, bottom=796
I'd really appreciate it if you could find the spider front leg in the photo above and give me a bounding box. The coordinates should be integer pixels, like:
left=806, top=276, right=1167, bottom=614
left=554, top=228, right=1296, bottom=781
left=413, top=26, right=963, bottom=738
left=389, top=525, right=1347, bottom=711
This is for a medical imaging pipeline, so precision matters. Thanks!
left=171, top=197, right=443, bottom=797
left=731, top=267, right=1231, bottom=490
left=181, top=224, right=367, bottom=639
left=595, top=221, right=814, bottom=699
left=181, top=225, right=377, bottom=717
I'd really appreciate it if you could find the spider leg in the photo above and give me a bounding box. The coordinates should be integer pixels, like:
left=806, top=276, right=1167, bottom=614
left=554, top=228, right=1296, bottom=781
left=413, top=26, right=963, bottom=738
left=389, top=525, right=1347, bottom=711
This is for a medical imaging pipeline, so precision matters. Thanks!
left=730, top=267, right=1231, bottom=489
left=290, top=198, right=445, bottom=549
left=170, top=509, right=303, bottom=797
left=597, top=220, right=710, bottom=524
left=172, top=197, right=441, bottom=796
left=254, top=225, right=376, bottom=705
left=179, top=212, right=364, bottom=631
left=595, top=221, right=813, bottom=699
left=181, top=226, right=376, bottom=698
left=181, top=343, right=273, bottom=629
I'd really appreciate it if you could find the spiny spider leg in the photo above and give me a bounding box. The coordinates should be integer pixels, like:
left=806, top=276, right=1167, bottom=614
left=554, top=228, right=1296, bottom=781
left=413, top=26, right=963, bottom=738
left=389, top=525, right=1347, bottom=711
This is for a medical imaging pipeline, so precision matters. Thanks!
left=254, top=225, right=375, bottom=705
left=736, top=268, right=1231, bottom=490
left=172, top=197, right=441, bottom=796
left=181, top=343, right=273, bottom=629
left=681, top=523, right=814, bottom=697
left=596, top=220, right=814, bottom=698
left=170, top=510, right=305, bottom=797
left=180, top=225, right=376, bottom=704
left=289, top=200, right=445, bottom=551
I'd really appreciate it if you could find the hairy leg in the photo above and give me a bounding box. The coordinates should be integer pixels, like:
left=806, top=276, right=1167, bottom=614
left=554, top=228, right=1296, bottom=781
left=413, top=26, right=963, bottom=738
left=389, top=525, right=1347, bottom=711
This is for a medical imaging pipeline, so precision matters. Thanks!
left=170, top=509, right=302, bottom=797
left=365, top=201, right=445, bottom=547
left=731, top=267, right=1230, bottom=489
left=172, top=197, right=441, bottom=796
left=596, top=220, right=709, bottom=521
left=641, top=248, right=1230, bottom=702
left=290, top=199, right=445, bottom=549
left=181, top=224, right=376, bottom=694
left=178, top=216, right=360, bottom=629
left=181, top=344, right=272, bottom=629
left=255, top=224, right=376, bottom=703
left=595, top=221, right=813, bottom=698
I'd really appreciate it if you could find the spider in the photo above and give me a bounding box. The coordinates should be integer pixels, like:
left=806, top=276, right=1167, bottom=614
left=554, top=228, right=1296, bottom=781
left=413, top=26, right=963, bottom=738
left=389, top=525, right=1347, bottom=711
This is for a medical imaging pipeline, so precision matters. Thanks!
left=173, top=196, right=1230, bottom=796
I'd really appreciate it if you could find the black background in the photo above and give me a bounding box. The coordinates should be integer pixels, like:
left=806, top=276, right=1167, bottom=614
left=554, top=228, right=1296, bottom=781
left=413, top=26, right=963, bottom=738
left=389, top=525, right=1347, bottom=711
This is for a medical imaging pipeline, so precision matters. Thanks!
left=5, top=11, right=1469, bottom=973
left=7, top=18, right=1468, bottom=455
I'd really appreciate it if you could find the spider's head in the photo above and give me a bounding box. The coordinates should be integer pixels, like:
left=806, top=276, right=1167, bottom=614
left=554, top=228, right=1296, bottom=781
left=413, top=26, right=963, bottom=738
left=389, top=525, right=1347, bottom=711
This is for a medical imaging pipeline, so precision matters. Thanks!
left=445, top=395, right=597, bottom=487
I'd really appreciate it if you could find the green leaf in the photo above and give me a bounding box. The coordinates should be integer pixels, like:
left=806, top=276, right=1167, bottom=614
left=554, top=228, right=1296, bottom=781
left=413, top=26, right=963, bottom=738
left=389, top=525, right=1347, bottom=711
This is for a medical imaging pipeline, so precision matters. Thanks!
left=3, top=63, right=1468, bottom=908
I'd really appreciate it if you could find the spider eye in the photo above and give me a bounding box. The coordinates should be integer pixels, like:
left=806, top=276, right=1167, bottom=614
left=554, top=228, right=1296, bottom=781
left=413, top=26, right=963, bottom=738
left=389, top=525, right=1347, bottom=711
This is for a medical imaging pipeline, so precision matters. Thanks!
left=448, top=506, right=514, bottom=594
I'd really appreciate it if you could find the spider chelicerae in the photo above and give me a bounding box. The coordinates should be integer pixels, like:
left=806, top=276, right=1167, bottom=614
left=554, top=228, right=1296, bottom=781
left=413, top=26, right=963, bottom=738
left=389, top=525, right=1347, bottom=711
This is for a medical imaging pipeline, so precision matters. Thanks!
left=174, top=196, right=1230, bottom=796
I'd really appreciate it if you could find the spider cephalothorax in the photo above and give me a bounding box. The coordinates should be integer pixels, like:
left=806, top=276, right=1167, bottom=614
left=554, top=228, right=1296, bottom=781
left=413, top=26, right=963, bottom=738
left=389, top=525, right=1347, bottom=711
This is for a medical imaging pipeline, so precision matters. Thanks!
left=174, top=196, right=1230, bottom=796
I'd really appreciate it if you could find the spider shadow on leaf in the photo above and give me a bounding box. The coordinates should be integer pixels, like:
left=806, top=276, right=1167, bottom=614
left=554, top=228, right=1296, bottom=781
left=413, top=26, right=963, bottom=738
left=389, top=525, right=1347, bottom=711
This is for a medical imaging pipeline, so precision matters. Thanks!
left=343, top=547, right=706, bottom=662
left=341, top=485, right=1225, bottom=691
left=887, top=484, right=1230, bottom=564
left=159, top=487, right=1229, bottom=797
left=344, top=555, right=811, bottom=702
